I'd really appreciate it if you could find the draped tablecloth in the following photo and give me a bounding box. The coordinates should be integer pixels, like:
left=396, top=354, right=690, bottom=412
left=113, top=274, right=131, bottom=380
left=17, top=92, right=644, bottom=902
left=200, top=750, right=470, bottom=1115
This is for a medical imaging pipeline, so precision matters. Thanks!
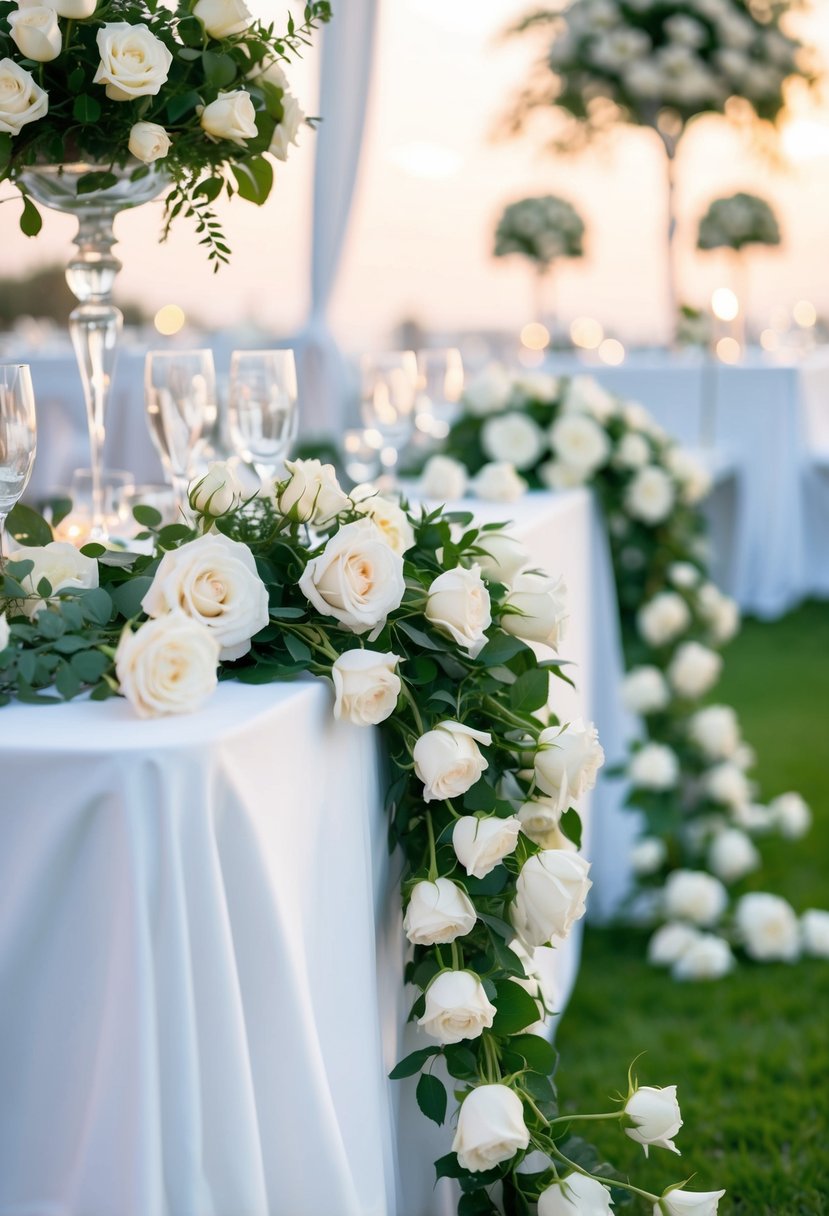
left=550, top=349, right=829, bottom=619
left=0, top=489, right=632, bottom=1216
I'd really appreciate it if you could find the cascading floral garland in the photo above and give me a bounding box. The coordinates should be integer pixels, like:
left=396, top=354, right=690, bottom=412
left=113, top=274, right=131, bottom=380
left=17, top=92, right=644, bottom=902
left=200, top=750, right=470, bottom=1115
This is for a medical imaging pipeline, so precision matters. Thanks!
left=420, top=367, right=829, bottom=979
left=0, top=460, right=725, bottom=1214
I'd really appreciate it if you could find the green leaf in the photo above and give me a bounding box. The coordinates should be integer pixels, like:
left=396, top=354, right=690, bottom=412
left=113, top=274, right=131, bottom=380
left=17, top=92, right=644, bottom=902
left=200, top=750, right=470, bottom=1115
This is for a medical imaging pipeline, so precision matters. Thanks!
left=0, top=132, right=12, bottom=172
left=284, top=632, right=311, bottom=664
left=388, top=1046, right=441, bottom=1080
left=133, top=504, right=163, bottom=528
left=73, top=94, right=101, bottom=124
left=193, top=174, right=224, bottom=204
left=395, top=620, right=443, bottom=652
left=111, top=575, right=154, bottom=620
left=477, top=634, right=530, bottom=667
left=459, top=1192, right=500, bottom=1216
left=79, top=588, right=113, bottom=626
left=415, top=1073, right=447, bottom=1126
left=230, top=155, right=274, bottom=206
left=80, top=543, right=107, bottom=559
left=52, top=634, right=92, bottom=655
left=167, top=89, right=202, bottom=123
left=202, top=49, right=237, bottom=87
left=507, top=1033, right=557, bottom=1075
left=442, top=1043, right=478, bottom=1080
left=509, top=668, right=549, bottom=713
left=559, top=807, right=583, bottom=849
left=55, top=661, right=82, bottom=700
left=70, top=649, right=109, bottom=683
left=19, top=195, right=43, bottom=237
left=6, top=503, right=52, bottom=546
left=36, top=611, right=65, bottom=640
left=491, top=980, right=542, bottom=1036
left=177, top=14, right=204, bottom=45
left=77, top=171, right=118, bottom=195
left=269, top=606, right=306, bottom=620
left=462, top=783, right=497, bottom=813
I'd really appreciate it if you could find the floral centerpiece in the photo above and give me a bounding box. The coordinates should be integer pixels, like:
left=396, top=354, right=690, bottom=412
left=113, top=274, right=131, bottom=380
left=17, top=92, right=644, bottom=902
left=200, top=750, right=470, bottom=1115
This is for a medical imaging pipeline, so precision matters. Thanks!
left=418, top=367, right=829, bottom=979
left=697, top=190, right=781, bottom=251
left=494, top=194, right=585, bottom=341
left=506, top=0, right=814, bottom=337
left=0, top=462, right=727, bottom=1214
left=0, top=0, right=331, bottom=260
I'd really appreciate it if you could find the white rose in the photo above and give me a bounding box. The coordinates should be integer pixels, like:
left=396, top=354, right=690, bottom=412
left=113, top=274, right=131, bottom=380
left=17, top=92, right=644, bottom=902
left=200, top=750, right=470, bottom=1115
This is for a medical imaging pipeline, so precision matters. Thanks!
left=115, top=615, right=219, bottom=718
left=403, top=877, right=476, bottom=946
left=188, top=461, right=243, bottom=518
left=464, top=365, right=514, bottom=417
left=614, top=431, right=650, bottom=469
left=0, top=57, right=48, bottom=135
left=47, top=0, right=97, bottom=14
left=668, top=642, right=722, bottom=699
left=688, top=705, right=740, bottom=760
left=419, top=454, right=468, bottom=501
left=628, top=743, right=678, bottom=791
left=621, top=666, right=671, bottom=714
left=696, top=583, right=739, bottom=645
left=638, top=593, right=691, bottom=648
left=538, top=1172, right=615, bottom=1216
left=417, top=970, right=497, bottom=1044
left=10, top=541, right=98, bottom=617
left=631, top=836, right=667, bottom=875
left=736, top=892, right=800, bottom=961
left=731, top=801, right=774, bottom=832
left=733, top=742, right=756, bottom=771
left=672, top=933, right=734, bottom=982
left=475, top=531, right=529, bottom=586
left=508, top=937, right=551, bottom=1030
left=625, top=466, right=676, bottom=525
left=452, top=814, right=521, bottom=879
left=199, top=88, right=257, bottom=145
left=516, top=797, right=562, bottom=845
left=801, top=909, right=829, bottom=958
left=277, top=457, right=349, bottom=525
left=624, top=1085, right=682, bottom=1156
left=668, top=562, right=700, bottom=590
left=0, top=612, right=9, bottom=652
left=472, top=462, right=527, bottom=502
left=269, top=91, right=305, bottom=161
left=666, top=447, right=712, bottom=505
left=193, top=0, right=251, bottom=37
left=534, top=718, right=604, bottom=812
left=93, top=23, right=173, bottom=101
left=452, top=1083, right=530, bottom=1172
left=8, top=2, right=61, bottom=63
left=413, top=721, right=491, bottom=803
left=563, top=375, right=616, bottom=422
left=482, top=412, right=545, bottom=470
left=647, top=922, right=700, bottom=967
left=142, top=532, right=268, bottom=662
left=549, top=413, right=610, bottom=474
left=331, top=649, right=401, bottom=726
left=514, top=371, right=558, bottom=400
left=663, top=870, right=728, bottom=927
left=425, top=565, right=491, bottom=656
left=502, top=572, right=568, bottom=650
left=704, top=762, right=751, bottom=809
left=512, top=850, right=592, bottom=947
left=768, top=792, right=811, bottom=839
left=656, top=1187, right=726, bottom=1216
left=539, top=460, right=588, bottom=491
left=128, top=120, right=172, bottom=164
left=350, top=490, right=414, bottom=556
left=299, top=518, right=405, bottom=635
left=708, top=828, right=760, bottom=883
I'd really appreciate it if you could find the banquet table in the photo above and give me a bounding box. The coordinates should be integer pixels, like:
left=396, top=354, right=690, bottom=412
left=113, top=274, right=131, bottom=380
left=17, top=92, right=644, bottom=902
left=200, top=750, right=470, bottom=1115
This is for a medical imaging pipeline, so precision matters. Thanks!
left=0, top=488, right=633, bottom=1216
left=550, top=348, right=829, bottom=619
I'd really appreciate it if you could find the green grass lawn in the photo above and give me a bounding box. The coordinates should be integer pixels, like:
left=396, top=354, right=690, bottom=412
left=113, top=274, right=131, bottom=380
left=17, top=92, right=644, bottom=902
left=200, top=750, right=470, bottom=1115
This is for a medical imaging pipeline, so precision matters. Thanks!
left=557, top=601, right=829, bottom=1215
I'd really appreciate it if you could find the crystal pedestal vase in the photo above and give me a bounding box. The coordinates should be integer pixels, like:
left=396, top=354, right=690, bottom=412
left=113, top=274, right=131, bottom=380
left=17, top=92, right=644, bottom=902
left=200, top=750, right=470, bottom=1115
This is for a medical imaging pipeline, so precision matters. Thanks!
left=18, top=163, right=166, bottom=539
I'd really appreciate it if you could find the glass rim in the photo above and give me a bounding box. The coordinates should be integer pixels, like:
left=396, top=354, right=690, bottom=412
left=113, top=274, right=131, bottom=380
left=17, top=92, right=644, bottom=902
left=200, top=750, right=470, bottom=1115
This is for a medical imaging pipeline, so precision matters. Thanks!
left=0, top=362, right=32, bottom=371
left=145, top=348, right=215, bottom=359
left=230, top=348, right=296, bottom=358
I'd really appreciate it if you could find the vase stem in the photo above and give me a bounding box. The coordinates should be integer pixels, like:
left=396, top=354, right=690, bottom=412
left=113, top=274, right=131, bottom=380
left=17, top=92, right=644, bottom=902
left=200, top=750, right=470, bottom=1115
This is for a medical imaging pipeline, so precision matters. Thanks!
left=66, top=208, right=123, bottom=541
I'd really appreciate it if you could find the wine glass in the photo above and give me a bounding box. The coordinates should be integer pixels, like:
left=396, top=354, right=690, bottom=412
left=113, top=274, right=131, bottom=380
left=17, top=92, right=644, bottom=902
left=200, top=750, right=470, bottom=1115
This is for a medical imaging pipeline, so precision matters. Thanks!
left=0, top=364, right=37, bottom=562
left=227, top=349, right=298, bottom=488
left=145, top=350, right=216, bottom=514
left=416, top=348, right=464, bottom=439
left=359, top=351, right=418, bottom=484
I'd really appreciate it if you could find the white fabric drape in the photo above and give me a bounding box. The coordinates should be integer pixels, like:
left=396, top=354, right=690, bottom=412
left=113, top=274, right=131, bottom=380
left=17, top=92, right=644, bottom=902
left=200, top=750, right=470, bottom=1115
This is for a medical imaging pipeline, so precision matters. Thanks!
left=295, top=1, right=379, bottom=435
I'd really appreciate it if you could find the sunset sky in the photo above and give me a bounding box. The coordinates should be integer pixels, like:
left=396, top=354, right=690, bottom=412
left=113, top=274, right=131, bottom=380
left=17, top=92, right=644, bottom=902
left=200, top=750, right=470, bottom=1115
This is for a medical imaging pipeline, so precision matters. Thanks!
left=2, top=0, right=829, bottom=351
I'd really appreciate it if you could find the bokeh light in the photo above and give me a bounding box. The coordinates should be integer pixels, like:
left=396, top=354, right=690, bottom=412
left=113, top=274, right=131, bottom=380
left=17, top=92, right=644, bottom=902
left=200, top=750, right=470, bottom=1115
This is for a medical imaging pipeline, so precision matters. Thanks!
left=570, top=317, right=604, bottom=349
left=793, top=299, right=817, bottom=328
left=716, top=337, right=742, bottom=364
left=598, top=338, right=625, bottom=366
left=711, top=289, right=739, bottom=323
left=520, top=322, right=550, bottom=351
left=154, top=304, right=186, bottom=336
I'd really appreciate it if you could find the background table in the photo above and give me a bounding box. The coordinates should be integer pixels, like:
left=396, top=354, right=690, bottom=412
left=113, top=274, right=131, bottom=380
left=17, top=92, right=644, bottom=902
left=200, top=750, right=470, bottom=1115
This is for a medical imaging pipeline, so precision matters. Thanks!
left=551, top=349, right=829, bottom=619
left=0, top=489, right=633, bottom=1216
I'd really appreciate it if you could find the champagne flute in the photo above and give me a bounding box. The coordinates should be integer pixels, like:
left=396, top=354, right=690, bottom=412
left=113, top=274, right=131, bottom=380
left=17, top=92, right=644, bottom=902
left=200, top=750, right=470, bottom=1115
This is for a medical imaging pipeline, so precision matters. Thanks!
left=0, top=364, right=37, bottom=562
left=416, top=348, right=464, bottom=439
left=145, top=350, right=216, bottom=515
left=359, top=351, right=418, bottom=485
left=227, top=349, right=298, bottom=488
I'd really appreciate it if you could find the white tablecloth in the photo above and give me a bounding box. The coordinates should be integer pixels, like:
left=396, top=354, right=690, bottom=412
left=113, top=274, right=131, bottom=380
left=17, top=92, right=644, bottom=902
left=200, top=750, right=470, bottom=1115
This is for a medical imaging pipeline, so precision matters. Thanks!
left=550, top=349, right=829, bottom=618
left=0, top=489, right=632, bottom=1216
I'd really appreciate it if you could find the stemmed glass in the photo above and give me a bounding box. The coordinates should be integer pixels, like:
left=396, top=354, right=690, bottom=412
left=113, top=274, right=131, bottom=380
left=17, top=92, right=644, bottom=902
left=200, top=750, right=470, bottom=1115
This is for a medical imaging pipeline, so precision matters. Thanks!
left=227, top=350, right=298, bottom=489
left=0, top=364, right=37, bottom=563
left=416, top=348, right=464, bottom=439
left=360, top=351, right=419, bottom=485
left=145, top=350, right=216, bottom=515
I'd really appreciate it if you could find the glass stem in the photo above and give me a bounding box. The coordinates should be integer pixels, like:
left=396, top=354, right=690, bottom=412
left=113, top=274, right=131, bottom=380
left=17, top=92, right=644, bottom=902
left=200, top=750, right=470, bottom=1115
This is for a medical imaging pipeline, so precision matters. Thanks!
left=0, top=510, right=6, bottom=567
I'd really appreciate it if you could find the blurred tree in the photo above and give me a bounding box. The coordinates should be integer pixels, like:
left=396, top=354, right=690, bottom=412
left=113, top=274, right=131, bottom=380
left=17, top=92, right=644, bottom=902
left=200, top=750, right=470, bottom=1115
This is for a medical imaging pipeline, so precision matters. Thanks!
left=0, top=265, right=148, bottom=329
